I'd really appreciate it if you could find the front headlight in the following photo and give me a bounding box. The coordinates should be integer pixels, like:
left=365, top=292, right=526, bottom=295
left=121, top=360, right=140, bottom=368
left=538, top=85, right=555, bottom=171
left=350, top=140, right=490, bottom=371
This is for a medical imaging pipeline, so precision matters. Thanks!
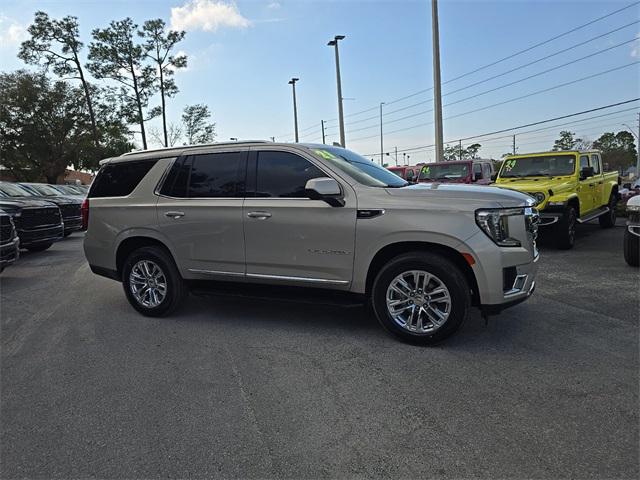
left=475, top=207, right=524, bottom=247
left=532, top=192, right=545, bottom=205
left=627, top=204, right=640, bottom=213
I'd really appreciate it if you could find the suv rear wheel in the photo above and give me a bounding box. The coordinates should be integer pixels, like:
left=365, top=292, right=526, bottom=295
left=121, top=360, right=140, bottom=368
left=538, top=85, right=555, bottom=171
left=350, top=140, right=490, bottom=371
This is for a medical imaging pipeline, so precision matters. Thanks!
left=371, top=252, right=470, bottom=345
left=122, top=246, right=188, bottom=316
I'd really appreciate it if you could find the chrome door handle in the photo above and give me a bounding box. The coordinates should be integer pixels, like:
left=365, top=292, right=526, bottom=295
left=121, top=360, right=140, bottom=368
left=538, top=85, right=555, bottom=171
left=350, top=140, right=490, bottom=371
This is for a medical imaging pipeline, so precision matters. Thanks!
left=247, top=211, right=272, bottom=219
left=165, top=211, right=185, bottom=219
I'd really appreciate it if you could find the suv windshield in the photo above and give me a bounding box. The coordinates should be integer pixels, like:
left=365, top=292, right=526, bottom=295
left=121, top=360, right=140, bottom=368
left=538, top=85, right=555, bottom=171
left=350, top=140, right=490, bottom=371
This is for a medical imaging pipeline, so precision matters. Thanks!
left=500, top=154, right=576, bottom=178
left=419, top=163, right=469, bottom=181
left=310, top=146, right=408, bottom=188
left=0, top=183, right=34, bottom=197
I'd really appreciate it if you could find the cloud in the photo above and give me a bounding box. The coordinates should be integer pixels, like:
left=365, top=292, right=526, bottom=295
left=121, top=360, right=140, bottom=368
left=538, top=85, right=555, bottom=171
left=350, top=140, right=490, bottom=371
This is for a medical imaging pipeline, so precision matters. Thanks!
left=267, top=2, right=281, bottom=9
left=170, top=0, right=250, bottom=32
left=631, top=32, right=640, bottom=58
left=0, top=16, right=27, bottom=48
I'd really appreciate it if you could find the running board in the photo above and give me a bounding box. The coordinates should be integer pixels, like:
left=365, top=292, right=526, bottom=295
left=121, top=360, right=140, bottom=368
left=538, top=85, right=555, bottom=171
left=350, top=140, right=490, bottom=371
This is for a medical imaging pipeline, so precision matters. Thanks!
left=577, top=207, right=609, bottom=224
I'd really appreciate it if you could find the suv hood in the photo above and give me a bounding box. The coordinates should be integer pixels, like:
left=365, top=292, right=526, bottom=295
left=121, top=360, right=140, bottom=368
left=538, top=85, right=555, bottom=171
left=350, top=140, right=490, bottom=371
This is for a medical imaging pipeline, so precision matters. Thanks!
left=24, top=195, right=80, bottom=206
left=0, top=197, right=58, bottom=215
left=386, top=183, right=534, bottom=208
left=496, top=176, right=576, bottom=194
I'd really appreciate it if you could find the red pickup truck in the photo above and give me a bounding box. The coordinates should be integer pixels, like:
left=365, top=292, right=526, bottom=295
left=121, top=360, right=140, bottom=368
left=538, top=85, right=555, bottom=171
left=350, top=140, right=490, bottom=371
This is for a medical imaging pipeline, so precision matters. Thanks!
left=417, top=160, right=495, bottom=185
left=387, top=165, right=421, bottom=182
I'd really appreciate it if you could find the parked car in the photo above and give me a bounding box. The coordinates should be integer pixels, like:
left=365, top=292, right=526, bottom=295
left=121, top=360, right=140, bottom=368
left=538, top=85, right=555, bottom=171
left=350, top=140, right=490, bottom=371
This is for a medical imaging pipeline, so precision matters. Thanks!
left=49, top=184, right=87, bottom=198
left=8, top=182, right=83, bottom=236
left=83, top=141, right=539, bottom=345
left=624, top=195, right=640, bottom=267
left=0, top=197, right=63, bottom=252
left=495, top=150, right=618, bottom=249
left=0, top=209, right=20, bottom=272
left=387, top=165, right=421, bottom=183
left=417, top=160, right=494, bottom=185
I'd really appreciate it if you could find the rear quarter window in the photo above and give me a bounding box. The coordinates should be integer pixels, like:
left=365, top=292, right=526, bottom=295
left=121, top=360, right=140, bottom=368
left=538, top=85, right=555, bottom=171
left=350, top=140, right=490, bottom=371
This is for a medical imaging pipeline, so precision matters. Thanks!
left=89, top=160, right=159, bottom=198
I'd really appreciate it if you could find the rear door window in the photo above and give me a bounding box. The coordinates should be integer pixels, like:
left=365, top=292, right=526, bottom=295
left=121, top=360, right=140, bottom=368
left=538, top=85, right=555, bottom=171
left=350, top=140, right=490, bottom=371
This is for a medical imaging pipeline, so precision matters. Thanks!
left=254, top=151, right=327, bottom=198
left=590, top=154, right=601, bottom=174
left=188, top=152, right=245, bottom=198
left=90, top=160, right=158, bottom=198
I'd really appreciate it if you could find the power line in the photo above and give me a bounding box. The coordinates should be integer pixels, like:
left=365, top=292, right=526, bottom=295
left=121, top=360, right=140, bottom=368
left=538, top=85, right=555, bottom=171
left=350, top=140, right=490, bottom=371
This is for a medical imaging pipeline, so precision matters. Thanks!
left=362, top=99, right=640, bottom=155
left=277, top=2, right=639, bottom=140
left=345, top=31, right=639, bottom=135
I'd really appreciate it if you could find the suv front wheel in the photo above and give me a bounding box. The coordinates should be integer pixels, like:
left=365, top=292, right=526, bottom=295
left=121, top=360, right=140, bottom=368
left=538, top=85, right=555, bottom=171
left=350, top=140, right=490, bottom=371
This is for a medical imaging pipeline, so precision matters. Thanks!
left=122, top=246, right=188, bottom=316
left=371, top=252, right=470, bottom=345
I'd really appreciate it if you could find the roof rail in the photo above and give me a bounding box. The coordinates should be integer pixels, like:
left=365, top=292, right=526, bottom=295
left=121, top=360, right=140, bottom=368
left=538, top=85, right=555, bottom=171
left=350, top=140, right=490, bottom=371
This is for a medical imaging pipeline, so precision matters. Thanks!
left=121, top=140, right=272, bottom=157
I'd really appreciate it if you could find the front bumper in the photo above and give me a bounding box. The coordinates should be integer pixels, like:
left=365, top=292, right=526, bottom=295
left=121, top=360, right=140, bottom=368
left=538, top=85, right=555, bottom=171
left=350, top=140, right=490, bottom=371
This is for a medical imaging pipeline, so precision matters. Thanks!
left=62, top=216, right=82, bottom=233
left=18, top=224, right=64, bottom=247
left=0, top=237, right=20, bottom=269
left=460, top=230, right=539, bottom=310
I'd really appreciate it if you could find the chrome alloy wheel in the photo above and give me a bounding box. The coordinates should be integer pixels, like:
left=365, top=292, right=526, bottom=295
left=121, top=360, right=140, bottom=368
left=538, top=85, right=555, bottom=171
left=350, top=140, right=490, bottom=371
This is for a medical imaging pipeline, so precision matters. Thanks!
left=129, top=260, right=167, bottom=308
left=385, top=270, right=452, bottom=334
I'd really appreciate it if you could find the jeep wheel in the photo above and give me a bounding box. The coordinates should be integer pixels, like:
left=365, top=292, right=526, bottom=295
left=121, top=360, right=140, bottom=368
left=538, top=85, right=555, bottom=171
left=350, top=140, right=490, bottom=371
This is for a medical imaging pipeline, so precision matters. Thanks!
left=371, top=252, right=470, bottom=345
left=26, top=242, right=53, bottom=252
left=624, top=229, right=639, bottom=267
left=122, top=246, right=188, bottom=316
left=554, top=206, right=576, bottom=250
left=599, top=193, right=617, bottom=228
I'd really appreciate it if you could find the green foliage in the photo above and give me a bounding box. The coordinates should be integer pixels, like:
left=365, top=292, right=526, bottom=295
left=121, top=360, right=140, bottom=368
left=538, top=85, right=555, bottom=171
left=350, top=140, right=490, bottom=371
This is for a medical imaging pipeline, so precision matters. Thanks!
left=443, top=143, right=482, bottom=161
left=552, top=130, right=591, bottom=151
left=19, top=11, right=100, bottom=147
left=0, top=71, right=133, bottom=181
left=593, top=131, right=638, bottom=172
left=88, top=18, right=158, bottom=149
left=140, top=19, right=187, bottom=147
left=182, top=104, right=216, bottom=145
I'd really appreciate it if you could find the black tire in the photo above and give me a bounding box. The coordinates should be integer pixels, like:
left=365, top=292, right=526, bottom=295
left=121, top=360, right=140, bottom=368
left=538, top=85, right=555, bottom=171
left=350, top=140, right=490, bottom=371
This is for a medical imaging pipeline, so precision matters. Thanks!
left=554, top=206, right=577, bottom=250
left=371, top=251, right=470, bottom=345
left=26, top=242, right=53, bottom=252
left=122, top=246, right=188, bottom=317
left=599, top=193, right=617, bottom=228
left=624, top=229, right=639, bottom=267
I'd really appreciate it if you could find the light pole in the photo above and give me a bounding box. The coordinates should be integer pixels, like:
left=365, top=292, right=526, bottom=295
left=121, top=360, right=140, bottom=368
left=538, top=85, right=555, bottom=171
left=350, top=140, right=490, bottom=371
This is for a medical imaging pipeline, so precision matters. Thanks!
left=328, top=35, right=346, bottom=147
left=379, top=102, right=385, bottom=166
left=394, top=146, right=398, bottom=166
left=623, top=117, right=640, bottom=177
left=288, top=77, right=299, bottom=143
left=431, top=0, right=444, bottom=162
left=321, top=120, right=326, bottom=144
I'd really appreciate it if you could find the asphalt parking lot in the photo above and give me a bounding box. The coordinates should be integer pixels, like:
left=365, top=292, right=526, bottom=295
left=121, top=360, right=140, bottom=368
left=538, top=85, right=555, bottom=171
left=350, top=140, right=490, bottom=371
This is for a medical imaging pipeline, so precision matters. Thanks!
left=1, top=222, right=638, bottom=479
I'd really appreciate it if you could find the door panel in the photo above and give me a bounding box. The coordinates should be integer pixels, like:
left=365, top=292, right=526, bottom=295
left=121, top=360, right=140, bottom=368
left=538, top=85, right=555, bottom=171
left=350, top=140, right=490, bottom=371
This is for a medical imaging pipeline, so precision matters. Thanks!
left=577, top=155, right=595, bottom=214
left=243, top=149, right=357, bottom=284
left=591, top=154, right=605, bottom=207
left=155, top=151, right=247, bottom=276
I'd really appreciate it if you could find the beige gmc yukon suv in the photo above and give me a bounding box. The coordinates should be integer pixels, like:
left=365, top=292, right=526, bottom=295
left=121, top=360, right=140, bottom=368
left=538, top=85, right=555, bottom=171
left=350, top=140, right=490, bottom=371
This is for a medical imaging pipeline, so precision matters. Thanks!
left=83, top=141, right=539, bottom=344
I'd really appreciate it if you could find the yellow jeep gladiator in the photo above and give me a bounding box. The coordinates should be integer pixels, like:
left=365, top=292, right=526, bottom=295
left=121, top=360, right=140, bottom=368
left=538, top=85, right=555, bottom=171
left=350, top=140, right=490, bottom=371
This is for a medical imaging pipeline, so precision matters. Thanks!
left=495, top=150, right=618, bottom=249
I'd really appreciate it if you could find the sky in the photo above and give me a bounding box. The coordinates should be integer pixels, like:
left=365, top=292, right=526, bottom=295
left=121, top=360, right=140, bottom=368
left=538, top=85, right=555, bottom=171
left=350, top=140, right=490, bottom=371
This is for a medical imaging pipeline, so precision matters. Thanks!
left=0, top=0, right=638, bottom=164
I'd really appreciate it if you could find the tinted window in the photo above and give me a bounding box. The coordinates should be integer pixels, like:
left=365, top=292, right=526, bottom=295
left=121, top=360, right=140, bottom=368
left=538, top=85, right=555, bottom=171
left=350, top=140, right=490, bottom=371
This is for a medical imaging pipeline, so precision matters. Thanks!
left=482, top=163, right=492, bottom=178
left=591, top=154, right=601, bottom=174
left=160, top=157, right=191, bottom=197
left=406, top=169, right=415, bottom=181
left=188, top=152, right=244, bottom=198
left=473, top=163, right=483, bottom=178
left=255, top=151, right=327, bottom=198
left=89, top=160, right=158, bottom=198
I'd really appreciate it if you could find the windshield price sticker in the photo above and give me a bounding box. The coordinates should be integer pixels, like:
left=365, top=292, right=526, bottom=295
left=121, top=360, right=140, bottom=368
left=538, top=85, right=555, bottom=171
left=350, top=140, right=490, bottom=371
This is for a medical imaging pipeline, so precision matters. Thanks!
left=504, top=159, right=517, bottom=172
left=314, top=149, right=337, bottom=160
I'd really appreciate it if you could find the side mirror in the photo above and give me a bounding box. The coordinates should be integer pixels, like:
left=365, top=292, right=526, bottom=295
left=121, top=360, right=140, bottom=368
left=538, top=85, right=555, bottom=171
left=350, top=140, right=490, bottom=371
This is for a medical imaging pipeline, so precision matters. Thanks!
left=305, top=177, right=344, bottom=207
left=490, top=173, right=497, bottom=182
left=580, top=166, right=594, bottom=180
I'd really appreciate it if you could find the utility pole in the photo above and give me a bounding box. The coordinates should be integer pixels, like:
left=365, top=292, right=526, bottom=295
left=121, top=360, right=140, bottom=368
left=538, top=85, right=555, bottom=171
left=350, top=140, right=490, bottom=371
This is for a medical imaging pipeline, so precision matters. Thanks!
left=403, top=152, right=407, bottom=165
left=458, top=140, right=463, bottom=161
left=395, top=146, right=398, bottom=166
left=513, top=134, right=517, bottom=155
left=288, top=78, right=299, bottom=143
left=328, top=35, right=346, bottom=147
left=379, top=102, right=385, bottom=166
left=431, top=0, right=444, bottom=162
left=321, top=120, right=326, bottom=144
